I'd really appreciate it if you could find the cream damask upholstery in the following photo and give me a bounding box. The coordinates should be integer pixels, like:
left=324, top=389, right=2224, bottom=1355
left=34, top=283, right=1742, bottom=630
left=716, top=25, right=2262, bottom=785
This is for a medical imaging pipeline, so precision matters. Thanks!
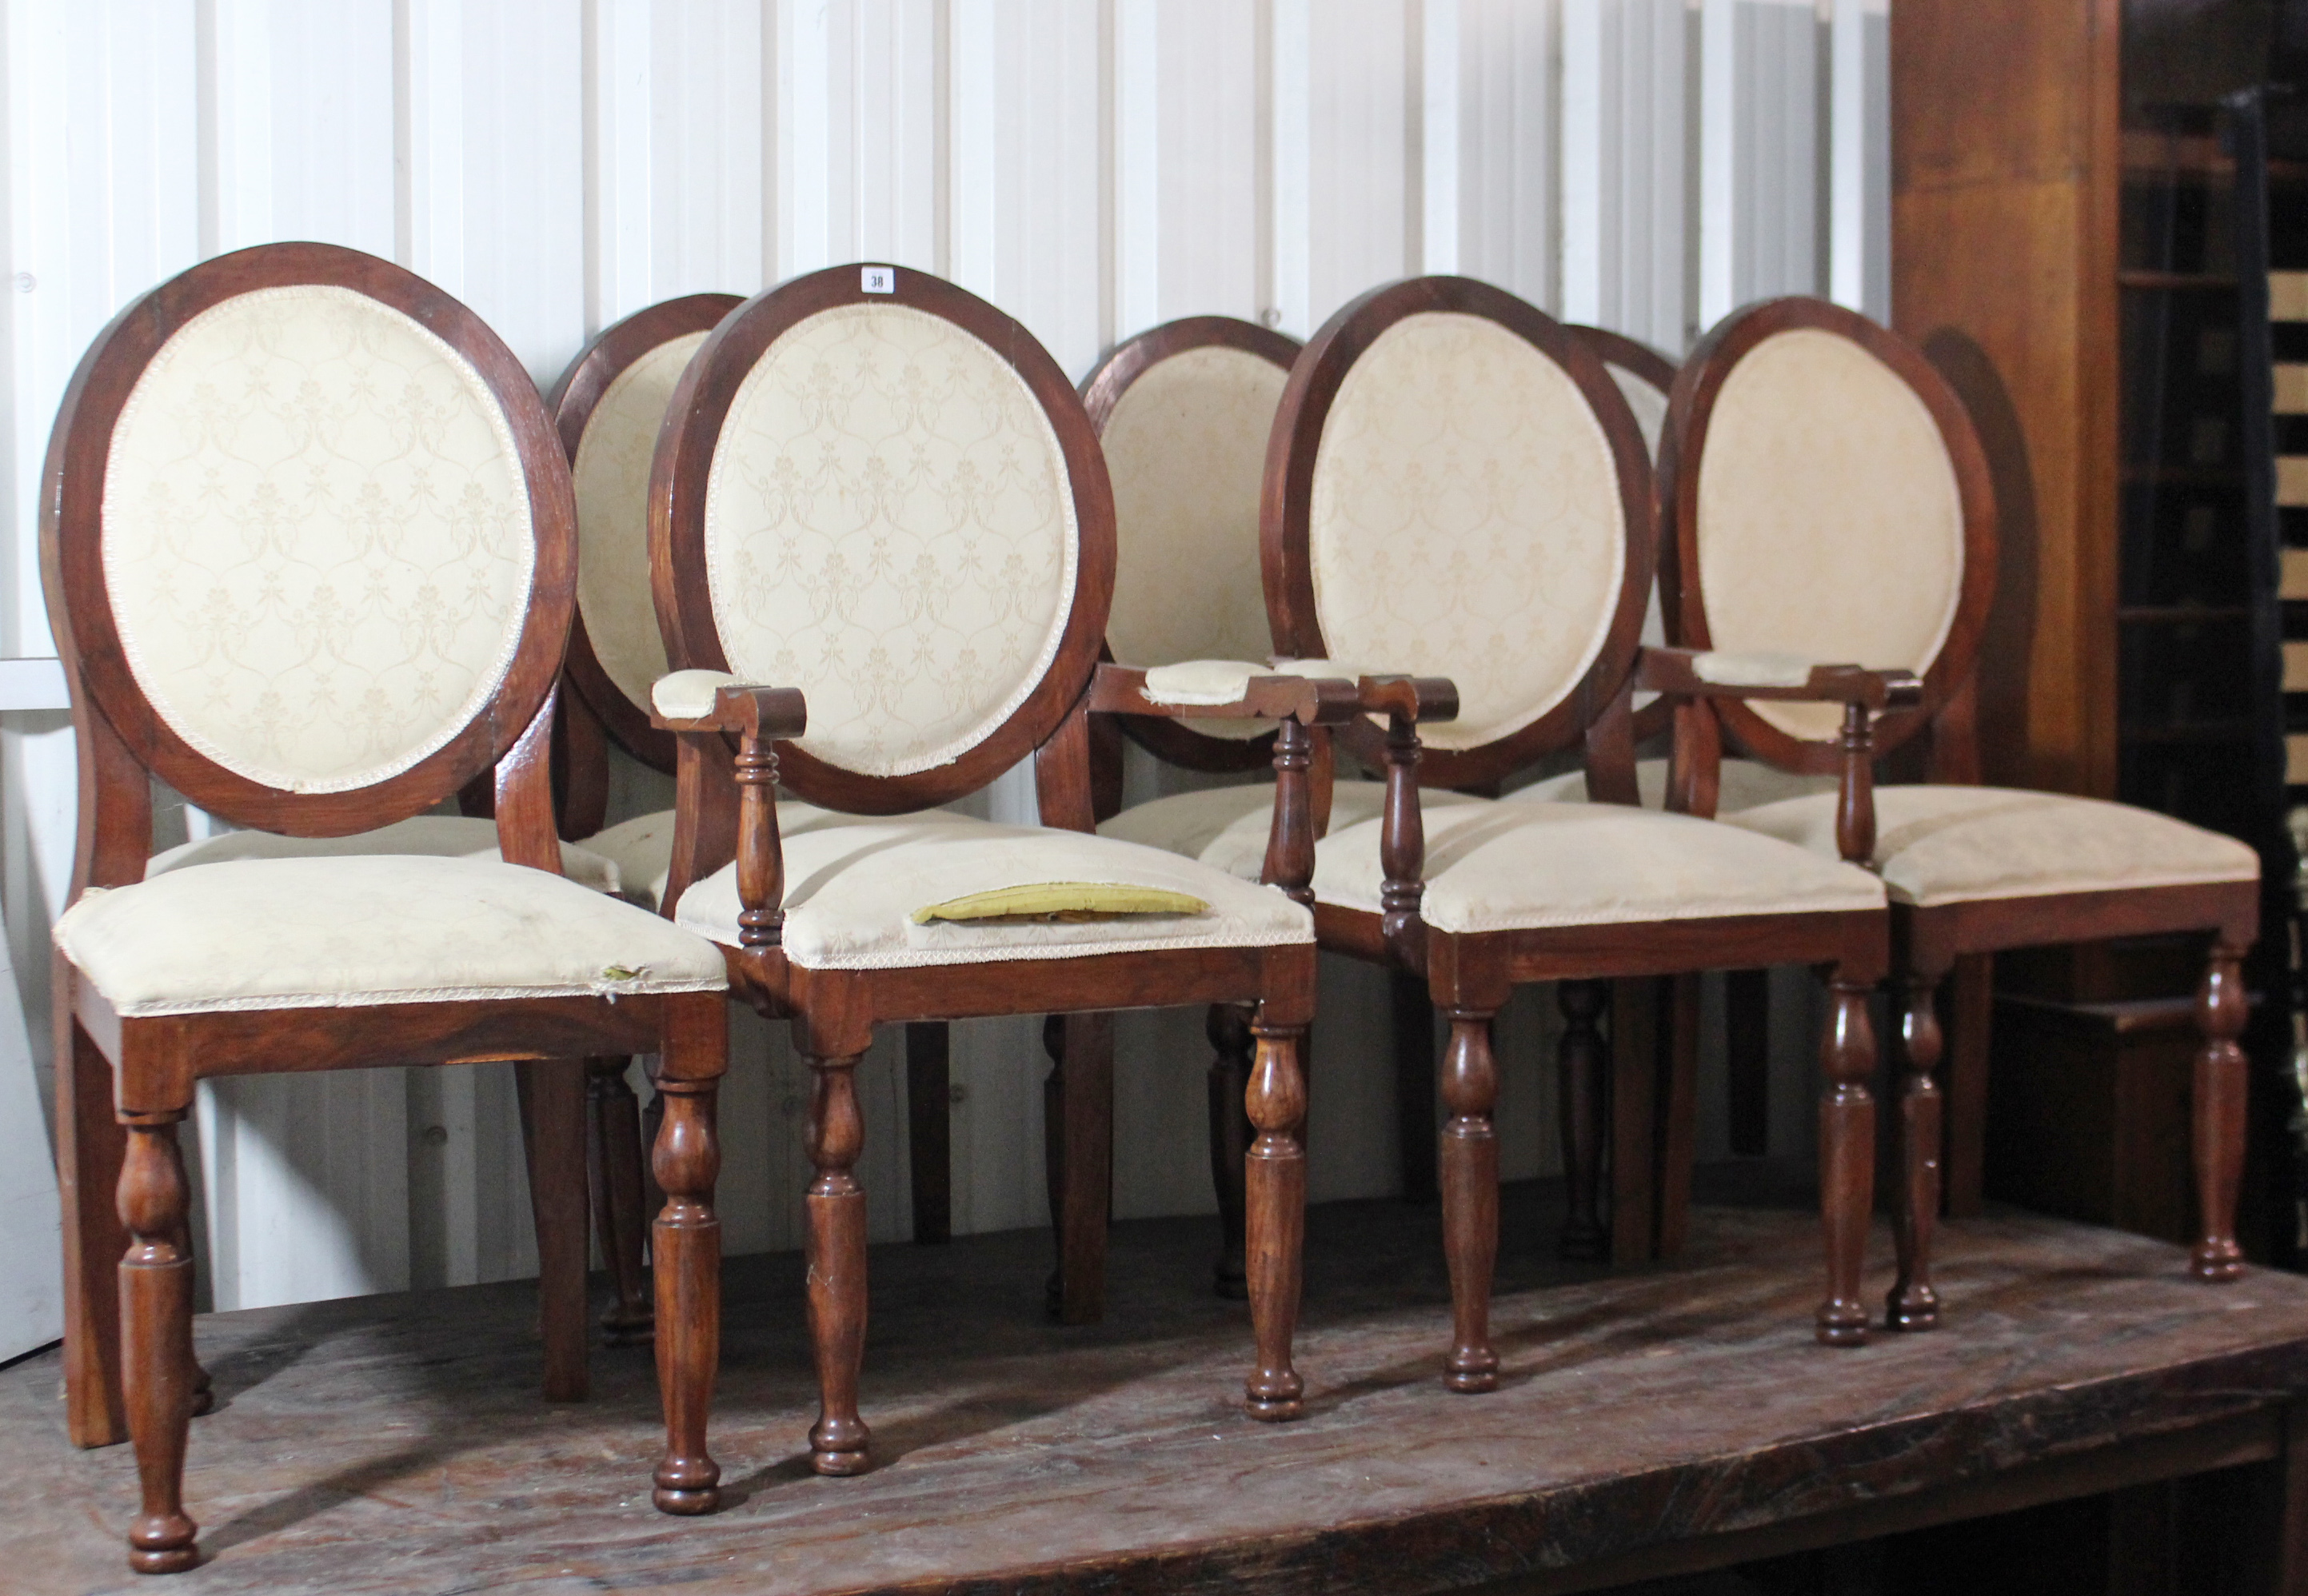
left=103, top=285, right=534, bottom=795
left=575, top=330, right=709, bottom=713
left=1103, top=345, right=1289, bottom=682
left=1695, top=328, right=1963, bottom=744
left=1510, top=757, right=1837, bottom=815
left=674, top=804, right=1309, bottom=970
left=1099, top=781, right=1491, bottom=882
left=1138, top=656, right=1362, bottom=707
left=1723, top=786, right=2259, bottom=909
left=582, top=810, right=682, bottom=909
left=705, top=303, right=1078, bottom=778
left=145, top=816, right=623, bottom=896
left=1311, top=801, right=1884, bottom=934
left=55, top=856, right=726, bottom=1018
left=1309, top=312, right=1625, bottom=753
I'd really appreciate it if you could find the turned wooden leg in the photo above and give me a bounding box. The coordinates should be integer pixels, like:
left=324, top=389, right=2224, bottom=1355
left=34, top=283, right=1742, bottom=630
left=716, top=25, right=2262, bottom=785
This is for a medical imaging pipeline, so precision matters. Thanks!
left=587, top=1058, right=653, bottom=1347
left=1059, top=1013, right=1113, bottom=1326
left=1654, top=974, right=1703, bottom=1259
left=516, top=1059, right=589, bottom=1401
left=1557, top=980, right=1608, bottom=1261
left=1207, top=1003, right=1254, bottom=1300
left=1042, top=1015, right=1064, bottom=1317
left=805, top=1047, right=871, bottom=1474
left=118, top=1113, right=198, bottom=1574
left=1391, top=970, right=1439, bottom=1203
left=904, top=1022, right=952, bottom=1244
left=1440, top=1007, right=1501, bottom=1392
left=61, top=1011, right=129, bottom=1448
left=1888, top=971, right=1946, bottom=1331
left=651, top=1073, right=722, bottom=1514
left=1243, top=1016, right=1308, bottom=1421
left=641, top=1057, right=668, bottom=1224
left=2192, top=939, right=2250, bottom=1282
left=1815, top=973, right=1879, bottom=1347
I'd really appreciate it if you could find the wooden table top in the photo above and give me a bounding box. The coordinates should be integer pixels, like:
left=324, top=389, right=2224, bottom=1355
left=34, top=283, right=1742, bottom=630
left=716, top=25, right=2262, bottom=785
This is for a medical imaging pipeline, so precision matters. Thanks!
left=10, top=1181, right=2308, bottom=1595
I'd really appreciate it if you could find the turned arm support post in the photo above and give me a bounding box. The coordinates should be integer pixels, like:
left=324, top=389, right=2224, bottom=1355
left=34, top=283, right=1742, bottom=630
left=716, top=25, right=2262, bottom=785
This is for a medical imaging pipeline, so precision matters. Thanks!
left=1358, top=674, right=1459, bottom=973
left=1635, top=647, right=1919, bottom=861
left=653, top=676, right=808, bottom=940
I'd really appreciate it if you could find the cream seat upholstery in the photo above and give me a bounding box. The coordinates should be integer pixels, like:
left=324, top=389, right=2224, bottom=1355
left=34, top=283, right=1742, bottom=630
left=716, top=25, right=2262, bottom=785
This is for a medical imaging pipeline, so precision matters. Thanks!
left=1308, top=800, right=1884, bottom=933
left=146, top=815, right=626, bottom=896
left=1099, top=780, right=1487, bottom=882
left=675, top=805, right=1311, bottom=971
left=55, top=854, right=727, bottom=1018
left=1723, top=785, right=2258, bottom=910
left=581, top=810, right=681, bottom=908
left=1509, top=757, right=1837, bottom=815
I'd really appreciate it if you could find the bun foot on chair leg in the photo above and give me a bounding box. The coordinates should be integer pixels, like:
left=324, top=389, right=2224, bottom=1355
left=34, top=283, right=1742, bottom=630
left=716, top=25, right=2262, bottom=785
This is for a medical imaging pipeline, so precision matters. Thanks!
left=1887, top=1283, right=1940, bottom=1332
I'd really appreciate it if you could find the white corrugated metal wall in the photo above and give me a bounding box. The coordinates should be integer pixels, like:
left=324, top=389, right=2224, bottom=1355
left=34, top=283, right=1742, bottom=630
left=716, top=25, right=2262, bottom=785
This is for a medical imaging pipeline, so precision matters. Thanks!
left=0, top=0, right=1890, bottom=1317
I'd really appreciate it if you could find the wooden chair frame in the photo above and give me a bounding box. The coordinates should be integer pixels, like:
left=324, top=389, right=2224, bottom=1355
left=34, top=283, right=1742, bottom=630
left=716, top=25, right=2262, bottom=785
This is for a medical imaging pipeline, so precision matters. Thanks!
left=1077, top=313, right=1309, bottom=1297
left=540, top=290, right=742, bottom=1350
left=647, top=264, right=1360, bottom=1476
left=44, top=243, right=729, bottom=1571
left=1264, top=276, right=1911, bottom=1387
left=1656, top=296, right=2260, bottom=1319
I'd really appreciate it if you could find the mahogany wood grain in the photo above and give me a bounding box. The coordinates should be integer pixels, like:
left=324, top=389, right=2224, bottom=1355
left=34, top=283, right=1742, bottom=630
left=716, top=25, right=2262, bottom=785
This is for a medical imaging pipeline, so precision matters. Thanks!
left=1056, top=1011, right=1116, bottom=1327
left=1608, top=979, right=1663, bottom=1263
left=1079, top=315, right=1301, bottom=776
left=1655, top=973, right=1703, bottom=1259
left=1555, top=981, right=1608, bottom=1261
left=1242, top=1017, right=1308, bottom=1420
left=1437, top=1004, right=1503, bottom=1392
left=651, top=1002, right=727, bottom=1514
left=514, top=1057, right=592, bottom=1402
left=1945, top=952, right=1995, bottom=1215
left=1890, top=968, right=1949, bottom=1332
left=1816, top=976, right=1880, bottom=1345
left=1391, top=972, right=1439, bottom=1205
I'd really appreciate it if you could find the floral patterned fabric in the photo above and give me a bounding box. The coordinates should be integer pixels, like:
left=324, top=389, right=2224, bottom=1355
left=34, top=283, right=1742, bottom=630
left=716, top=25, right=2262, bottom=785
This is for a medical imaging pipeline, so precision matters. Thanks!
left=573, top=330, right=708, bottom=713
left=102, top=285, right=534, bottom=794
left=1693, top=328, right=1963, bottom=743
left=703, top=303, right=1080, bottom=778
left=1308, top=311, right=1627, bottom=752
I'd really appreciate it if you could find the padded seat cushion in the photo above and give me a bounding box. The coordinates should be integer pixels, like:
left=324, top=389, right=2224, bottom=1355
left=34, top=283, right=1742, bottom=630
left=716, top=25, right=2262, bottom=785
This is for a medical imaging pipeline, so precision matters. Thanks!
left=674, top=808, right=1311, bottom=969
left=56, top=856, right=728, bottom=1017
left=1723, top=785, right=2260, bottom=908
left=581, top=810, right=680, bottom=908
left=145, top=816, right=624, bottom=896
left=1314, top=801, right=1884, bottom=933
left=1511, top=757, right=1837, bottom=815
left=1098, top=781, right=1487, bottom=881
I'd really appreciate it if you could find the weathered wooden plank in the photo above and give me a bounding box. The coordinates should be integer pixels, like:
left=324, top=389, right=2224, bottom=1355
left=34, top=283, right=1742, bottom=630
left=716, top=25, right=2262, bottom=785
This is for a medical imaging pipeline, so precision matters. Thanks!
left=10, top=1189, right=2308, bottom=1594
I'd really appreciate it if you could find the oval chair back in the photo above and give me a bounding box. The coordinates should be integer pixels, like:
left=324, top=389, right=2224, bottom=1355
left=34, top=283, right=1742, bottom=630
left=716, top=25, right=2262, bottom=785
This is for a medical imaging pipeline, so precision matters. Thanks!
left=1081, top=316, right=1302, bottom=779
left=1657, top=297, right=1996, bottom=776
left=46, top=241, right=577, bottom=882
left=651, top=265, right=1115, bottom=816
left=1262, top=275, right=1655, bottom=792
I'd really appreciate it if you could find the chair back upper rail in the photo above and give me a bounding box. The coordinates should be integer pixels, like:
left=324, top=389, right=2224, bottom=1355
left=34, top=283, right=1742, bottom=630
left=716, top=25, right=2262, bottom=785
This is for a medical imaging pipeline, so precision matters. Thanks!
left=42, top=243, right=576, bottom=891
left=649, top=264, right=1116, bottom=816
left=1262, top=275, right=1655, bottom=791
left=1080, top=314, right=1301, bottom=776
left=1657, top=297, right=1997, bottom=777
left=548, top=293, right=743, bottom=775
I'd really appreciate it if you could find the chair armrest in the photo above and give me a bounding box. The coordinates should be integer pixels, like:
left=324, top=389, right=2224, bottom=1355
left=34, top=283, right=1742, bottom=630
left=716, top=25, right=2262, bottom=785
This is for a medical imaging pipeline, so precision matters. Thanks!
left=1090, top=660, right=1364, bottom=726
left=1634, top=647, right=1923, bottom=712
left=649, top=671, right=804, bottom=947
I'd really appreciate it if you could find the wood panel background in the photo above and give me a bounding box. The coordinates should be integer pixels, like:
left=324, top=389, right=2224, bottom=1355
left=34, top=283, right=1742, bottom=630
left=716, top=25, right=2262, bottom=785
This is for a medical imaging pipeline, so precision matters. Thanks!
left=0, top=0, right=1893, bottom=1317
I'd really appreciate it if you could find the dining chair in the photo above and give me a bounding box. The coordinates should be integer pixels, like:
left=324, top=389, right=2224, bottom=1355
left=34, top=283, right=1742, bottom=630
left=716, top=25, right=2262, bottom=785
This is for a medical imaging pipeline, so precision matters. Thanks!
left=644, top=262, right=1357, bottom=1476
left=1655, top=296, right=2263, bottom=1319
left=1261, top=275, right=1916, bottom=1387
left=44, top=242, right=733, bottom=1570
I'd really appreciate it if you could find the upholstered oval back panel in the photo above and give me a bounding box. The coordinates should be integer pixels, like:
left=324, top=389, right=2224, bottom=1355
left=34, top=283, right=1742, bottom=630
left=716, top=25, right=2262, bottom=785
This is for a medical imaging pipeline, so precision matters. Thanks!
left=1309, top=310, right=1625, bottom=752
left=101, top=284, right=534, bottom=796
left=1695, top=327, right=1963, bottom=742
left=573, top=329, right=705, bottom=713
left=1104, top=345, right=1285, bottom=672
left=703, top=301, right=1080, bottom=778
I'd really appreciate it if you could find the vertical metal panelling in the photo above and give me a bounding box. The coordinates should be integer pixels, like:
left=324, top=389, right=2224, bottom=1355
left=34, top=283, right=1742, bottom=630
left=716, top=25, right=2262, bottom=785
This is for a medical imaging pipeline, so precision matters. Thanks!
left=0, top=0, right=1891, bottom=1310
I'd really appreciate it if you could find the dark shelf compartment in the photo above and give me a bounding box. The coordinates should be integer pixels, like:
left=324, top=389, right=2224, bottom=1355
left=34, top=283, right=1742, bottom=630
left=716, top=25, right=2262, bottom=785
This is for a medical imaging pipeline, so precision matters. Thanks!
left=2119, top=269, right=2241, bottom=290
left=2118, top=604, right=2252, bottom=624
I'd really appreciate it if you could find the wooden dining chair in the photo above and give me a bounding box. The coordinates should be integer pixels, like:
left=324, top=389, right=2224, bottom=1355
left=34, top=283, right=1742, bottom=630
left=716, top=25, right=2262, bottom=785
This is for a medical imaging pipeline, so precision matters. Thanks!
left=644, top=262, right=1356, bottom=1476
left=44, top=242, right=733, bottom=1570
left=1656, top=296, right=2263, bottom=1322
left=548, top=293, right=1127, bottom=1326
left=1260, top=275, right=1919, bottom=1387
